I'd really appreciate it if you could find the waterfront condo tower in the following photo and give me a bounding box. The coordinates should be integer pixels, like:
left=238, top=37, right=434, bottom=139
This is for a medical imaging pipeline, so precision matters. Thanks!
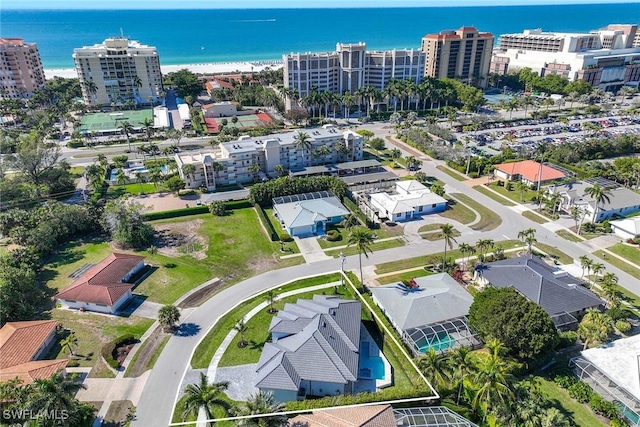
left=420, top=27, right=495, bottom=88
left=73, top=37, right=163, bottom=107
left=0, top=38, right=46, bottom=99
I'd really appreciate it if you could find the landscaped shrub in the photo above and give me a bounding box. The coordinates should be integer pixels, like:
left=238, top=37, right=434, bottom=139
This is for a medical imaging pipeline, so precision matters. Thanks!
left=255, top=205, right=279, bottom=241
left=607, top=307, right=631, bottom=321
left=66, top=360, right=80, bottom=368
left=279, top=233, right=293, bottom=243
left=224, top=200, right=252, bottom=210
left=284, top=387, right=432, bottom=411
left=248, top=176, right=347, bottom=206
left=554, top=374, right=576, bottom=389
left=615, top=320, right=632, bottom=333
left=556, top=330, right=578, bottom=349
left=208, top=201, right=227, bottom=216
left=343, top=197, right=375, bottom=229
left=325, top=230, right=341, bottom=242
left=143, top=206, right=209, bottom=221
left=101, top=334, right=136, bottom=370
left=568, top=381, right=593, bottom=403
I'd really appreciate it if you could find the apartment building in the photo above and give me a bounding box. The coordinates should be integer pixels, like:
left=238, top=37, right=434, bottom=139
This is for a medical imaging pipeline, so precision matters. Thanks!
left=0, top=38, right=45, bottom=99
left=175, top=126, right=363, bottom=190
left=490, top=24, right=640, bottom=91
left=421, top=27, right=494, bottom=87
left=73, top=37, right=163, bottom=107
left=284, top=42, right=425, bottom=99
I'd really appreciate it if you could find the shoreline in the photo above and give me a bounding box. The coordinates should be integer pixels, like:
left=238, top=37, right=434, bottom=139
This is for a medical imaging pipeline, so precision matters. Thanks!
left=44, top=60, right=283, bottom=80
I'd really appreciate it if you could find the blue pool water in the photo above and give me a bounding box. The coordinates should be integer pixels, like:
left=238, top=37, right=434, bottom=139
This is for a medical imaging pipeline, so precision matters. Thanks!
left=417, top=332, right=457, bottom=353
left=615, top=401, right=640, bottom=426
left=358, top=343, right=385, bottom=380
left=111, top=165, right=169, bottom=180
left=484, top=94, right=516, bottom=105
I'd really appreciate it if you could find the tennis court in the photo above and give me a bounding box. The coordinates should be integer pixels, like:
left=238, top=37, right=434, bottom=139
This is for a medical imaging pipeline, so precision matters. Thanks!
left=204, top=112, right=273, bottom=133
left=78, top=110, right=153, bottom=133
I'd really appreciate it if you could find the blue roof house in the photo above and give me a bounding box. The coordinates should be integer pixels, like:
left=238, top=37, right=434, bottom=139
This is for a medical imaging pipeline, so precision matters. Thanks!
left=272, top=192, right=350, bottom=236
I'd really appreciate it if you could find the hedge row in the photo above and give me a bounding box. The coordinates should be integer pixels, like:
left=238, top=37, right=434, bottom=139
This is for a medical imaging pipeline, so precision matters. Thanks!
left=343, top=197, right=375, bottom=229
left=255, top=205, right=279, bottom=242
left=143, top=200, right=252, bottom=221
left=285, top=386, right=433, bottom=411
left=101, top=334, right=136, bottom=370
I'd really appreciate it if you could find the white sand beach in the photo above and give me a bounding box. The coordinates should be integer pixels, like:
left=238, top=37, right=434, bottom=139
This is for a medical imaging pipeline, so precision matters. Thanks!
left=44, top=60, right=283, bottom=80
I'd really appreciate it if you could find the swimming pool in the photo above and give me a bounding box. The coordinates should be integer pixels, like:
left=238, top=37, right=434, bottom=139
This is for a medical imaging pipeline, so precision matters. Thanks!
left=358, top=343, right=385, bottom=380
left=615, top=401, right=640, bottom=425
left=484, top=93, right=516, bottom=105
left=417, top=332, right=457, bottom=353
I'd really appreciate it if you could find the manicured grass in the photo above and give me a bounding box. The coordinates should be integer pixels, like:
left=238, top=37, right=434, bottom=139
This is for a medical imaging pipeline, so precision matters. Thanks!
left=377, top=269, right=433, bottom=285
left=488, top=182, right=537, bottom=203
left=374, top=222, right=405, bottom=239
left=317, top=226, right=347, bottom=249
left=436, top=165, right=467, bottom=181
left=522, top=210, right=549, bottom=224
left=607, top=243, right=640, bottom=265
left=107, top=182, right=166, bottom=197
left=48, top=309, right=153, bottom=368
left=451, top=193, right=502, bottom=231
left=172, top=393, right=237, bottom=426
left=218, top=285, right=348, bottom=367
left=124, top=333, right=170, bottom=378
left=418, top=223, right=445, bottom=233
left=422, top=229, right=461, bottom=241
left=439, top=197, right=477, bottom=225
left=556, top=229, right=584, bottom=242
left=533, top=243, right=574, bottom=265
left=535, top=376, right=607, bottom=427
left=191, top=274, right=341, bottom=369
left=88, top=359, right=116, bottom=378
left=325, top=238, right=405, bottom=258
left=473, top=185, right=516, bottom=207
left=594, top=249, right=640, bottom=280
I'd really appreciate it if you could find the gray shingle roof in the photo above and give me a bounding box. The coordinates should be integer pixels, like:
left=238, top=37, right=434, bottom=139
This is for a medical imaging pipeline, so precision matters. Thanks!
left=479, top=256, right=604, bottom=318
left=370, top=273, right=474, bottom=331
left=255, top=295, right=361, bottom=392
left=549, top=181, right=640, bottom=211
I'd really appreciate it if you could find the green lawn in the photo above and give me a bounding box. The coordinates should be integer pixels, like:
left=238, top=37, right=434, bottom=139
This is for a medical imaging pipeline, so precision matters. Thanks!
left=522, top=210, right=549, bottom=224
left=488, top=182, right=537, bottom=203
left=535, top=376, right=607, bottom=427
left=325, top=238, right=405, bottom=258
left=556, top=229, right=584, bottom=242
left=606, top=243, right=640, bottom=265
left=533, top=243, right=574, bottom=265
left=451, top=193, right=502, bottom=231
left=191, top=274, right=341, bottom=369
left=422, top=229, right=461, bottom=241
left=436, top=165, right=467, bottom=181
left=219, top=286, right=350, bottom=367
left=473, top=185, right=516, bottom=207
left=593, top=250, right=640, bottom=280
left=439, top=197, right=477, bottom=225
left=377, top=269, right=433, bottom=285
left=124, top=333, right=170, bottom=378
left=107, top=182, right=166, bottom=197
left=418, top=223, right=445, bottom=233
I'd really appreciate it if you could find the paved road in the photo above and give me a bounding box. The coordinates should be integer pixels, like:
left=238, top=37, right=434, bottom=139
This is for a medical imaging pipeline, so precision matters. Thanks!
left=132, top=136, right=640, bottom=426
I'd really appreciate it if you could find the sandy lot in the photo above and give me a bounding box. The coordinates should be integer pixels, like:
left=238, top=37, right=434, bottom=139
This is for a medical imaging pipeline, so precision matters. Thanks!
left=135, top=192, right=203, bottom=213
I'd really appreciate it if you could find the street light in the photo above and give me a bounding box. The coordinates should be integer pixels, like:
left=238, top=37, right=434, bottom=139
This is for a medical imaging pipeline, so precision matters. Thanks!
left=339, top=252, right=346, bottom=287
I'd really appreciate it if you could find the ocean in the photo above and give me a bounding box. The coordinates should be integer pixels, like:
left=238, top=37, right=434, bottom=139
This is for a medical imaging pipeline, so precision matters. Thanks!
left=2, top=4, right=640, bottom=69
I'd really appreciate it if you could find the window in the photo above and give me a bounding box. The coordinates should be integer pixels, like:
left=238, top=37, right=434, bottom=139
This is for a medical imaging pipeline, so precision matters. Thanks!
left=432, top=204, right=436, bottom=208
left=418, top=206, right=423, bottom=212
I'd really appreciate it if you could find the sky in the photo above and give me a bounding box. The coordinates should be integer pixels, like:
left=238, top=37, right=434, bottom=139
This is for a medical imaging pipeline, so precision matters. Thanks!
left=2, top=0, right=636, bottom=9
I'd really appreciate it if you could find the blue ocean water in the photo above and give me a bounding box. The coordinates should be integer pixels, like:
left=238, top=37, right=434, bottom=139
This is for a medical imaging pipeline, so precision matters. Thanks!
left=2, top=4, right=640, bottom=69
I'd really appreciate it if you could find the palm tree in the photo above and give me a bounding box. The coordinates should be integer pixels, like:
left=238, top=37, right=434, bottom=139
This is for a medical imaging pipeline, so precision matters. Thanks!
left=233, top=391, right=287, bottom=427
left=182, top=373, right=230, bottom=427
left=141, top=117, right=154, bottom=141
left=571, top=206, right=585, bottom=233
left=116, top=169, right=127, bottom=188
left=134, top=171, right=147, bottom=194
left=440, top=223, right=457, bottom=270
left=600, top=272, right=620, bottom=308
left=448, top=346, right=474, bottom=405
left=417, top=348, right=450, bottom=392
left=158, top=304, right=181, bottom=332
left=517, top=228, right=536, bottom=254
left=132, top=76, right=142, bottom=101
left=516, top=181, right=528, bottom=202
left=541, top=407, right=571, bottom=427
left=591, top=262, right=605, bottom=279
left=28, top=373, right=83, bottom=419
left=476, top=239, right=494, bottom=263
left=347, top=227, right=375, bottom=288
left=234, top=317, right=250, bottom=348
left=84, top=163, right=105, bottom=192
left=273, top=164, right=286, bottom=177
left=182, top=164, right=196, bottom=184
left=578, top=309, right=613, bottom=350
left=579, top=255, right=593, bottom=279
left=294, top=131, right=312, bottom=166
left=584, top=182, right=612, bottom=223
left=471, top=353, right=515, bottom=421
left=60, top=332, right=78, bottom=356
left=119, top=120, right=134, bottom=152
left=248, top=163, right=261, bottom=181
left=85, top=79, right=98, bottom=105
left=458, top=243, right=474, bottom=269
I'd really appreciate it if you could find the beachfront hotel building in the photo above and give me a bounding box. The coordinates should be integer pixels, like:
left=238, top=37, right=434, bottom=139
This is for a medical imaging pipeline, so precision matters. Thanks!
left=73, top=37, right=163, bottom=107
left=490, top=24, right=640, bottom=91
left=0, top=38, right=45, bottom=99
left=420, top=27, right=495, bottom=87
left=175, top=126, right=364, bottom=190
left=283, top=42, right=426, bottom=101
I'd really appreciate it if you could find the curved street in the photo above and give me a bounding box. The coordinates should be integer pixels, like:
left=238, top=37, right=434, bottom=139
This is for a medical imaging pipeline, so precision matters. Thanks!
left=132, top=136, right=640, bottom=426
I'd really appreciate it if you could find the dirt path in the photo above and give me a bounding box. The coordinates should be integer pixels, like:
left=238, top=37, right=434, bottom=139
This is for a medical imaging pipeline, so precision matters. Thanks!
left=124, top=327, right=164, bottom=378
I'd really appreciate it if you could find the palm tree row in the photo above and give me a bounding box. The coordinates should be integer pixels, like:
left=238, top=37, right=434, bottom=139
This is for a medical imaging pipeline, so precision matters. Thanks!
left=579, top=255, right=621, bottom=308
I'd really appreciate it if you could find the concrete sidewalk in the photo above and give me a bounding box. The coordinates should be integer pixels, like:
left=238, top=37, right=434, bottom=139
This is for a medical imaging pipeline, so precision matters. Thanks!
left=295, top=235, right=332, bottom=263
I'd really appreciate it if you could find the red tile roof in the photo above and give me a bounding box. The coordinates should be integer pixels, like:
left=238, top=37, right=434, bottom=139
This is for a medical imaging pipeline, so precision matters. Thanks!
left=205, top=78, right=234, bottom=91
left=0, top=320, right=60, bottom=369
left=494, top=160, right=565, bottom=182
left=55, top=253, right=144, bottom=306
left=0, top=360, right=68, bottom=384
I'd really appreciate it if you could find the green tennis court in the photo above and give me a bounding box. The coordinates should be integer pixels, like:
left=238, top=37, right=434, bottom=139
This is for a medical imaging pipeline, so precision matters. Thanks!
left=78, top=110, right=153, bottom=133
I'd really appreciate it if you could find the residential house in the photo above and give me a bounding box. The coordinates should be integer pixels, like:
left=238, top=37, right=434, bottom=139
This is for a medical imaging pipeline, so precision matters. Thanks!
left=370, top=274, right=480, bottom=356
left=56, top=253, right=145, bottom=314
left=493, top=160, right=565, bottom=186
left=547, top=180, right=640, bottom=223
left=610, top=217, right=640, bottom=240
left=175, top=126, right=363, bottom=190
left=475, top=255, right=604, bottom=329
left=0, top=320, right=67, bottom=384
left=369, top=180, right=447, bottom=222
left=272, top=192, right=350, bottom=236
left=254, top=295, right=361, bottom=402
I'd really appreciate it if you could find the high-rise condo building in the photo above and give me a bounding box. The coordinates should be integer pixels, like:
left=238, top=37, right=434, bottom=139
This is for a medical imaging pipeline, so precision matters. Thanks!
left=73, top=37, right=163, bottom=107
left=420, top=27, right=495, bottom=88
left=284, top=42, right=425, bottom=99
left=0, top=38, right=45, bottom=99
left=490, top=24, right=640, bottom=91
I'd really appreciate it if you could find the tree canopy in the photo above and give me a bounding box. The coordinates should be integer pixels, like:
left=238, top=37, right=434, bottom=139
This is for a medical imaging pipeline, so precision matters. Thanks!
left=102, top=197, right=154, bottom=249
left=248, top=176, right=348, bottom=206
left=468, top=287, right=558, bottom=360
left=166, top=69, right=203, bottom=99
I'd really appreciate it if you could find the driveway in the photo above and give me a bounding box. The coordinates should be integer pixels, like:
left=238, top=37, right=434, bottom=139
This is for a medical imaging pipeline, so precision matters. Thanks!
left=214, top=364, right=259, bottom=401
